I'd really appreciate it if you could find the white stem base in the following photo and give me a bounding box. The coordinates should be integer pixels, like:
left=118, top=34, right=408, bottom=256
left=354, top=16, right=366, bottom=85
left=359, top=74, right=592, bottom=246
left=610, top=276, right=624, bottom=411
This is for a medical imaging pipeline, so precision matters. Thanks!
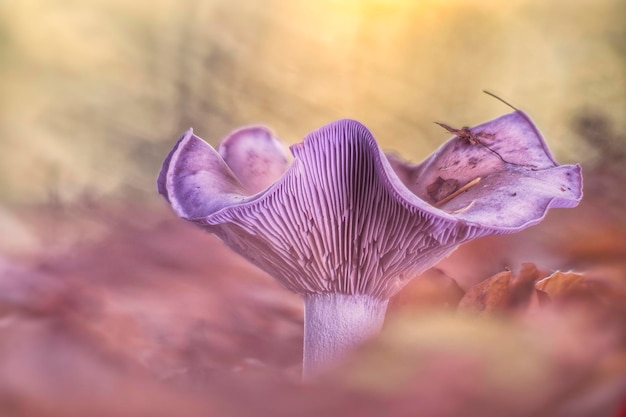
left=302, top=293, right=388, bottom=379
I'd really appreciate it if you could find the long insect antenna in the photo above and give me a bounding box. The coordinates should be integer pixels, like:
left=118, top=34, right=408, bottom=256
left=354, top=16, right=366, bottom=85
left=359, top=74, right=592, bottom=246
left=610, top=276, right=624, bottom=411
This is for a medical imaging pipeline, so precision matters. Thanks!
left=483, top=90, right=518, bottom=111
left=434, top=122, right=458, bottom=134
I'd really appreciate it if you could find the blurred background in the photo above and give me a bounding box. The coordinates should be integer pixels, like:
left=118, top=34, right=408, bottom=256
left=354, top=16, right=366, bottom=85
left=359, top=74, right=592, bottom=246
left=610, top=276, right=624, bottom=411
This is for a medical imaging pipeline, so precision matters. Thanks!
left=0, top=0, right=624, bottom=208
left=0, top=1, right=625, bottom=416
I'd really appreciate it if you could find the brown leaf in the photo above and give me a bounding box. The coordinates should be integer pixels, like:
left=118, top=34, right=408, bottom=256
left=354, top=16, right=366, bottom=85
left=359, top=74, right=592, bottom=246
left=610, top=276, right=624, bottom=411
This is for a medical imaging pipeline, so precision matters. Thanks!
left=390, top=269, right=465, bottom=314
left=509, top=263, right=544, bottom=307
left=535, top=271, right=586, bottom=298
left=528, top=288, right=552, bottom=311
left=458, top=271, right=511, bottom=313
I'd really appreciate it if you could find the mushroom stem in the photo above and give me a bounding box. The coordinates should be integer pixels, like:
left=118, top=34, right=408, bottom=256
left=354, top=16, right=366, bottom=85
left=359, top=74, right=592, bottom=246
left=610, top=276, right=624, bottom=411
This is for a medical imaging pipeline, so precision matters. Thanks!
left=302, top=293, right=388, bottom=379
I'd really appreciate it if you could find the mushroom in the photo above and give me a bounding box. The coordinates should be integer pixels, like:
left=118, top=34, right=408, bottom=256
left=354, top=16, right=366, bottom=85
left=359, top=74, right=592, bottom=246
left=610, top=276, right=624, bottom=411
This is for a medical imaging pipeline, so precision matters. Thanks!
left=157, top=111, right=582, bottom=378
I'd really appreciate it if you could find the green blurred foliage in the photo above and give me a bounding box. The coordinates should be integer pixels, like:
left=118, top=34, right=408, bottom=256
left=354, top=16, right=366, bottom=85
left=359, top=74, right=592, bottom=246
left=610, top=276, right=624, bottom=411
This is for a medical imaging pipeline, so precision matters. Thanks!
left=0, top=0, right=624, bottom=204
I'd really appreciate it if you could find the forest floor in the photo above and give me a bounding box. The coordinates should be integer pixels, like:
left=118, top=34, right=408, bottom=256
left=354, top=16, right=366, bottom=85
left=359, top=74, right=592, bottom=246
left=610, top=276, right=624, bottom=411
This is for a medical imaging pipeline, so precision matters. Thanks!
left=0, top=171, right=625, bottom=417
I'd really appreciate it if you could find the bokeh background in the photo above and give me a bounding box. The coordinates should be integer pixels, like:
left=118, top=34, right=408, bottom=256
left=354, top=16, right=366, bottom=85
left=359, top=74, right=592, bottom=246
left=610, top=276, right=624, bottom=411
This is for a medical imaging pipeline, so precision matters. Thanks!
left=1, top=0, right=624, bottom=207
left=1, top=1, right=625, bottom=416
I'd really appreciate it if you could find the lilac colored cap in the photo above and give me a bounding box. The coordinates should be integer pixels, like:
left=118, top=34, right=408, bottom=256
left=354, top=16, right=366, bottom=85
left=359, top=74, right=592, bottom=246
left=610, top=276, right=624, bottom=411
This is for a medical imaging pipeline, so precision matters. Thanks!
left=158, top=112, right=582, bottom=299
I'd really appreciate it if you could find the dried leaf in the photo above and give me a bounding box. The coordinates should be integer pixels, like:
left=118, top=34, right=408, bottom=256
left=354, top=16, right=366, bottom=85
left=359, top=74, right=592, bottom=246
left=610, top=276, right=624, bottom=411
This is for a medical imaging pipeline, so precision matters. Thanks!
left=528, top=288, right=553, bottom=311
left=390, top=269, right=465, bottom=313
left=458, top=271, right=511, bottom=313
left=535, top=271, right=586, bottom=298
left=509, top=263, right=544, bottom=308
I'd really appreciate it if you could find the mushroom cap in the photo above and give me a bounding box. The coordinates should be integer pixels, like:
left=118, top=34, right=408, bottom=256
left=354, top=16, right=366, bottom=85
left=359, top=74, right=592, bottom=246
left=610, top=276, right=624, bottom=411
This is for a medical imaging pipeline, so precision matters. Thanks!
left=392, top=112, right=582, bottom=228
left=158, top=113, right=582, bottom=299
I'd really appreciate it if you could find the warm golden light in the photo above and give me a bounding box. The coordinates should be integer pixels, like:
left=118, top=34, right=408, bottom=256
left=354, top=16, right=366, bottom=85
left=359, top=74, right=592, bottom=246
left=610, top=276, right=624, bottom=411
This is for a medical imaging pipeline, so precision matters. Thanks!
left=0, top=0, right=623, bottom=204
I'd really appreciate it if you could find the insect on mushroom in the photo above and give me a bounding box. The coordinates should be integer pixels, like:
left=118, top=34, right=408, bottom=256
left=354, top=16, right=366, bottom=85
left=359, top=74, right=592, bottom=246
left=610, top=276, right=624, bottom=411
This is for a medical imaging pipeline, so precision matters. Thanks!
left=434, top=122, right=494, bottom=146
left=157, top=102, right=582, bottom=379
left=434, top=121, right=518, bottom=167
left=434, top=92, right=538, bottom=169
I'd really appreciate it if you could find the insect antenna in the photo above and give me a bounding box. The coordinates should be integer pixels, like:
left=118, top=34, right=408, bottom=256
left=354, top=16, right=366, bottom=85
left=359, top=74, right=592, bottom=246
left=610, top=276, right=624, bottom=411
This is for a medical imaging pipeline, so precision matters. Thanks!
left=483, top=90, right=518, bottom=111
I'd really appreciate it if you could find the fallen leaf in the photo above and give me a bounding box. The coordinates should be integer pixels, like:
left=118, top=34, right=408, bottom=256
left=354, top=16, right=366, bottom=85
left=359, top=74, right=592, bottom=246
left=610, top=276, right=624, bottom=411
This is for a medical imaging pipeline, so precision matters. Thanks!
left=458, top=271, right=511, bottom=313
left=535, top=271, right=586, bottom=298
left=390, top=268, right=465, bottom=314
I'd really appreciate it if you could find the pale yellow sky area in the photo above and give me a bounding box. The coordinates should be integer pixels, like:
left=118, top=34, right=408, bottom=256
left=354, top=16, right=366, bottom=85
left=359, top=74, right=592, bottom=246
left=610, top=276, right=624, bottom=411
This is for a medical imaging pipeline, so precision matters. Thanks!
left=0, top=0, right=624, bottom=204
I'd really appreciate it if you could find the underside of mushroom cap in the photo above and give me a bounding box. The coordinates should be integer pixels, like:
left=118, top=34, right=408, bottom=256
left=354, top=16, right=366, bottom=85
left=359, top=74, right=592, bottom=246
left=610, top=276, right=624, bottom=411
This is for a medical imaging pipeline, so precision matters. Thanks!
left=158, top=115, right=582, bottom=299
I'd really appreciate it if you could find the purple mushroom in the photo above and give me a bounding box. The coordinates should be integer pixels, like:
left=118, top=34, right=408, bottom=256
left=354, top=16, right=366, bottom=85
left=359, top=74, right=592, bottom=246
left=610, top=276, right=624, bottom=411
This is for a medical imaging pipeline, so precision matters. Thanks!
left=157, top=111, right=582, bottom=378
